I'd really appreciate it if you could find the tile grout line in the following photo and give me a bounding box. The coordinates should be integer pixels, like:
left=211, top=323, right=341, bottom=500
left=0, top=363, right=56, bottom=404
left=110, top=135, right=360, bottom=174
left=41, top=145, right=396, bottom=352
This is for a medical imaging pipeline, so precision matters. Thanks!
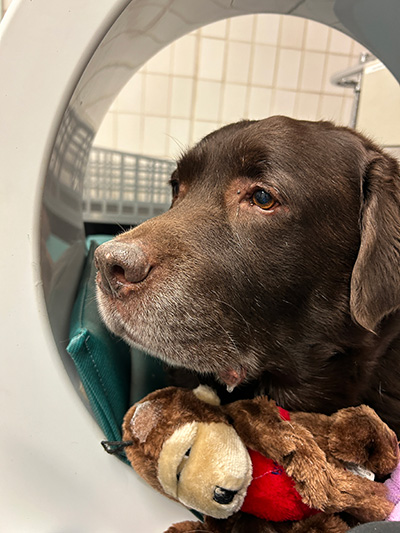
left=293, top=18, right=308, bottom=118
left=269, top=14, right=284, bottom=116
left=217, top=18, right=230, bottom=126
left=188, top=28, right=202, bottom=146
left=316, top=26, right=332, bottom=120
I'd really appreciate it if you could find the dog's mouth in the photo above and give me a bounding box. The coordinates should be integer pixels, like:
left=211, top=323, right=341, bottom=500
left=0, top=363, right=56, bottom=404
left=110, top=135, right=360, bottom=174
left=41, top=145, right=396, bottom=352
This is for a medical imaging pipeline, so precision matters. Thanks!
left=217, top=367, right=247, bottom=392
left=95, top=243, right=255, bottom=392
left=97, top=284, right=251, bottom=391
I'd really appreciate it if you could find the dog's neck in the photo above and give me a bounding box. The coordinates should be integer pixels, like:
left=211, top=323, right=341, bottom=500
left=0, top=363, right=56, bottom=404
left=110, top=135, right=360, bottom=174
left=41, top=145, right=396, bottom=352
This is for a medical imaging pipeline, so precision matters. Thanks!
left=256, top=310, right=400, bottom=434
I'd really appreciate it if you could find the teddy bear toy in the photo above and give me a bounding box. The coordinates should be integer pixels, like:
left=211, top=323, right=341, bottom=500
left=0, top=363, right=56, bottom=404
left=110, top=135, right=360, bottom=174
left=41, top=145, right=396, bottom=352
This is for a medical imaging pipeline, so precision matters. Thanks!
left=104, top=385, right=400, bottom=532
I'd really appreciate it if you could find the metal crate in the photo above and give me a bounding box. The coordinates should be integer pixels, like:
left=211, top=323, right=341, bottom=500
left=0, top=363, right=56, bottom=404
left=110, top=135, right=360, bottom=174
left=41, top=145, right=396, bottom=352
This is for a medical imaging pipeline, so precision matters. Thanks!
left=83, top=147, right=176, bottom=225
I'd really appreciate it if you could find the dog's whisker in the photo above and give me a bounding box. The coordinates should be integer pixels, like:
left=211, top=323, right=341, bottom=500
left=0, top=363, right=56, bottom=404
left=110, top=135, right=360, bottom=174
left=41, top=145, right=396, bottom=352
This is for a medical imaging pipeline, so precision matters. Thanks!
left=165, top=133, right=187, bottom=155
left=378, top=381, right=383, bottom=400
left=217, top=323, right=241, bottom=358
left=102, top=270, right=119, bottom=299
left=212, top=297, right=252, bottom=337
left=233, top=230, right=244, bottom=248
left=115, top=223, right=126, bottom=234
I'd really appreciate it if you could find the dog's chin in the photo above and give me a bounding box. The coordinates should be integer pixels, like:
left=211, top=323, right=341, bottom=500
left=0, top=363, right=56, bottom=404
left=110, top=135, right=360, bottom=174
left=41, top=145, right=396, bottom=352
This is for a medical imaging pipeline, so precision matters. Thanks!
left=97, top=291, right=255, bottom=391
left=124, top=327, right=250, bottom=391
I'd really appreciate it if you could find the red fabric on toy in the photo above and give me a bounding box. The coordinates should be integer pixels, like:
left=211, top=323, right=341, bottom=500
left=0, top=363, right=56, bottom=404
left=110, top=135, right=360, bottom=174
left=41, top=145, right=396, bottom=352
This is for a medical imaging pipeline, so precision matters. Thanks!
left=241, top=449, right=319, bottom=521
left=278, top=406, right=290, bottom=421
left=241, top=407, right=318, bottom=521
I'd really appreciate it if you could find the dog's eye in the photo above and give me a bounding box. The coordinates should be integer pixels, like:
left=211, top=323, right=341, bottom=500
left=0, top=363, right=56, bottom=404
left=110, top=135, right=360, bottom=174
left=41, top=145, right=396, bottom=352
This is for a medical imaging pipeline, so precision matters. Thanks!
left=251, top=189, right=276, bottom=210
left=170, top=179, right=180, bottom=198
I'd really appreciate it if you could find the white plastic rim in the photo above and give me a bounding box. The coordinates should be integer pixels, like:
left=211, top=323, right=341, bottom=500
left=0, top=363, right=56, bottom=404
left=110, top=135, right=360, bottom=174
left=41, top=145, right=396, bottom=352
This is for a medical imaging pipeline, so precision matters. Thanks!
left=0, top=0, right=399, bottom=530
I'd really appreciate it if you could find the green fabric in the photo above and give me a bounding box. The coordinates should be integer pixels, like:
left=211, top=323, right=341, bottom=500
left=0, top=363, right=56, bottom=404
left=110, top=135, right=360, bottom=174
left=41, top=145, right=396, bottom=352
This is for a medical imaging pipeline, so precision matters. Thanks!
left=85, top=234, right=115, bottom=251
left=67, top=240, right=131, bottom=451
left=130, top=347, right=167, bottom=403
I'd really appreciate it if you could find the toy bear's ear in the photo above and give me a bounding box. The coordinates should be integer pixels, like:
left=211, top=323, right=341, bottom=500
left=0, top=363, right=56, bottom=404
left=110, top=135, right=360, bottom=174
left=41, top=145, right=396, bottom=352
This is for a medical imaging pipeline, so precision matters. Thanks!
left=130, top=399, right=163, bottom=443
left=193, top=385, right=221, bottom=406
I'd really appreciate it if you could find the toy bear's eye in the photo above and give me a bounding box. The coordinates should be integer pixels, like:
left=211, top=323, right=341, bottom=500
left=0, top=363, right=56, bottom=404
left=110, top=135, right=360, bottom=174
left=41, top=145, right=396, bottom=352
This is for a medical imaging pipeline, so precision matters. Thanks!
left=213, top=486, right=238, bottom=505
left=176, top=448, right=191, bottom=482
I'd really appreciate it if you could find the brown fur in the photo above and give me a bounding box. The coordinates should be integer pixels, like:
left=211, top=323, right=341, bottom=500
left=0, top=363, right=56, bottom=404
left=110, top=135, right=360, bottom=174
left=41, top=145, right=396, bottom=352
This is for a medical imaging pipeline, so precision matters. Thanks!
left=122, top=387, right=399, bottom=533
left=165, top=514, right=351, bottom=533
left=122, top=387, right=225, bottom=495
left=95, top=116, right=400, bottom=434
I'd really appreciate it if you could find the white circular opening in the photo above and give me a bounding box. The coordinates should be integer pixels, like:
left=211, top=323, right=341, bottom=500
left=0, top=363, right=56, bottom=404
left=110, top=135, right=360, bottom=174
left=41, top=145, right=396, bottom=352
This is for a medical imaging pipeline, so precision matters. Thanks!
left=40, top=1, right=400, bottom=408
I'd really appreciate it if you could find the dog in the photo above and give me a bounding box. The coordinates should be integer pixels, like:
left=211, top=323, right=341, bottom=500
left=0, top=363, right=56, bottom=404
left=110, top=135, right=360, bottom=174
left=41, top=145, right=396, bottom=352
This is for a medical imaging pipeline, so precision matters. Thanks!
left=94, top=116, right=400, bottom=435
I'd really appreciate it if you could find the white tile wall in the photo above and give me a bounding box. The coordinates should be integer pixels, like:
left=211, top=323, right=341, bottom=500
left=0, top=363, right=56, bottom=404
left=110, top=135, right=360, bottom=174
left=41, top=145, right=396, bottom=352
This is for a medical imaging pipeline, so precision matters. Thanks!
left=142, top=117, right=169, bottom=155
left=304, top=20, right=330, bottom=51
left=299, top=51, right=325, bottom=92
left=254, top=14, right=281, bottom=45
left=295, top=92, right=319, bottom=120
left=198, top=38, right=225, bottom=81
left=168, top=118, right=191, bottom=156
left=272, top=89, right=297, bottom=117
left=170, top=77, right=193, bottom=118
left=171, top=35, right=197, bottom=77
left=275, top=49, right=302, bottom=90
left=194, top=80, right=222, bottom=121
left=251, top=44, right=277, bottom=87
left=202, top=19, right=228, bottom=39
left=115, top=114, right=141, bottom=153
left=192, top=120, right=220, bottom=145
left=145, top=45, right=173, bottom=75
left=280, top=16, right=306, bottom=49
left=94, top=14, right=370, bottom=159
left=329, top=29, right=353, bottom=55
left=94, top=113, right=116, bottom=148
left=247, top=86, right=273, bottom=119
left=226, top=41, right=252, bottom=84
left=221, top=83, right=248, bottom=123
left=116, top=74, right=144, bottom=114
left=143, top=74, right=170, bottom=116
left=229, top=15, right=255, bottom=42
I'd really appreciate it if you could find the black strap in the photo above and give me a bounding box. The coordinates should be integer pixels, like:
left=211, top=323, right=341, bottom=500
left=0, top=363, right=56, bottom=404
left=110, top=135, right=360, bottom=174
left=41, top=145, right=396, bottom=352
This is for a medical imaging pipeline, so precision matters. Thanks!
left=101, top=440, right=133, bottom=455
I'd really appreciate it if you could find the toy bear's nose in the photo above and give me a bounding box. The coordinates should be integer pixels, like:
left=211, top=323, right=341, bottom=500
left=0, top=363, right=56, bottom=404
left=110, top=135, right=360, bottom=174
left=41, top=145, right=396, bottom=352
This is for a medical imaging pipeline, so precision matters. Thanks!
left=213, top=486, right=238, bottom=505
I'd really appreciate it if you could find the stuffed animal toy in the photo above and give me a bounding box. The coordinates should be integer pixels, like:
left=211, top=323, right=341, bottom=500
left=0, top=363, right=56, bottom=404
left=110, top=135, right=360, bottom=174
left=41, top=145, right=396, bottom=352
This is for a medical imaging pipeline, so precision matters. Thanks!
left=385, top=462, right=400, bottom=521
left=106, top=386, right=400, bottom=532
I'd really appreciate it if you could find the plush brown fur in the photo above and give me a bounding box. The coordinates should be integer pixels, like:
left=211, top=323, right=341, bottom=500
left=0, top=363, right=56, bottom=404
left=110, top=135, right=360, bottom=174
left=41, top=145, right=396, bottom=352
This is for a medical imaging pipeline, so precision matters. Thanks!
left=122, top=387, right=399, bottom=533
left=122, top=386, right=224, bottom=495
left=165, top=513, right=350, bottom=533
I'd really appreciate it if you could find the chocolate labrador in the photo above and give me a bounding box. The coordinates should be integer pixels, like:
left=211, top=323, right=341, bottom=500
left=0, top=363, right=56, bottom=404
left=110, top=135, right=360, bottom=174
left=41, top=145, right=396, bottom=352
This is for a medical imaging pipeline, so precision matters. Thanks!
left=95, top=116, right=400, bottom=435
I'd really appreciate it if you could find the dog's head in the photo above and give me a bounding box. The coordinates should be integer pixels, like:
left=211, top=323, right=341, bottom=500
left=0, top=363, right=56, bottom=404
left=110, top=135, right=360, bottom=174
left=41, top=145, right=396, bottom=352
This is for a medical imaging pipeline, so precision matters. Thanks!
left=95, top=116, right=400, bottom=402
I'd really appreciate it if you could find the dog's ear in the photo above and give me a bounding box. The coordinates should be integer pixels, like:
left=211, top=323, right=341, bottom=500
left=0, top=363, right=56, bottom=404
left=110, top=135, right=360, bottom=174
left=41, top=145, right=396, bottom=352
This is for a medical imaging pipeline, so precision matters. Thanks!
left=350, top=151, right=400, bottom=332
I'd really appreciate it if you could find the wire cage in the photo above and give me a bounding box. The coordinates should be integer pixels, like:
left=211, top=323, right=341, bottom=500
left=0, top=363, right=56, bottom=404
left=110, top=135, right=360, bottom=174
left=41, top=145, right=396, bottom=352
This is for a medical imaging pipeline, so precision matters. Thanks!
left=83, top=147, right=176, bottom=225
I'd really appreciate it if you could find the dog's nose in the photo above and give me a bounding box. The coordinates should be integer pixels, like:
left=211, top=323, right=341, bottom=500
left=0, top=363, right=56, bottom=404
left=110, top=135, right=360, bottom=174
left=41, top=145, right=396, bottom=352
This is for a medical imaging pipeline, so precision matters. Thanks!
left=94, top=240, right=152, bottom=296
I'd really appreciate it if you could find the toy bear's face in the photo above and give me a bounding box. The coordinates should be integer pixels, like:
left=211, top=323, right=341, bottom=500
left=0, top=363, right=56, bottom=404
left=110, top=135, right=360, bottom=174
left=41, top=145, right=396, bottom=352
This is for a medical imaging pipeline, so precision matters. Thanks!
left=158, top=420, right=252, bottom=518
left=123, top=385, right=253, bottom=519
